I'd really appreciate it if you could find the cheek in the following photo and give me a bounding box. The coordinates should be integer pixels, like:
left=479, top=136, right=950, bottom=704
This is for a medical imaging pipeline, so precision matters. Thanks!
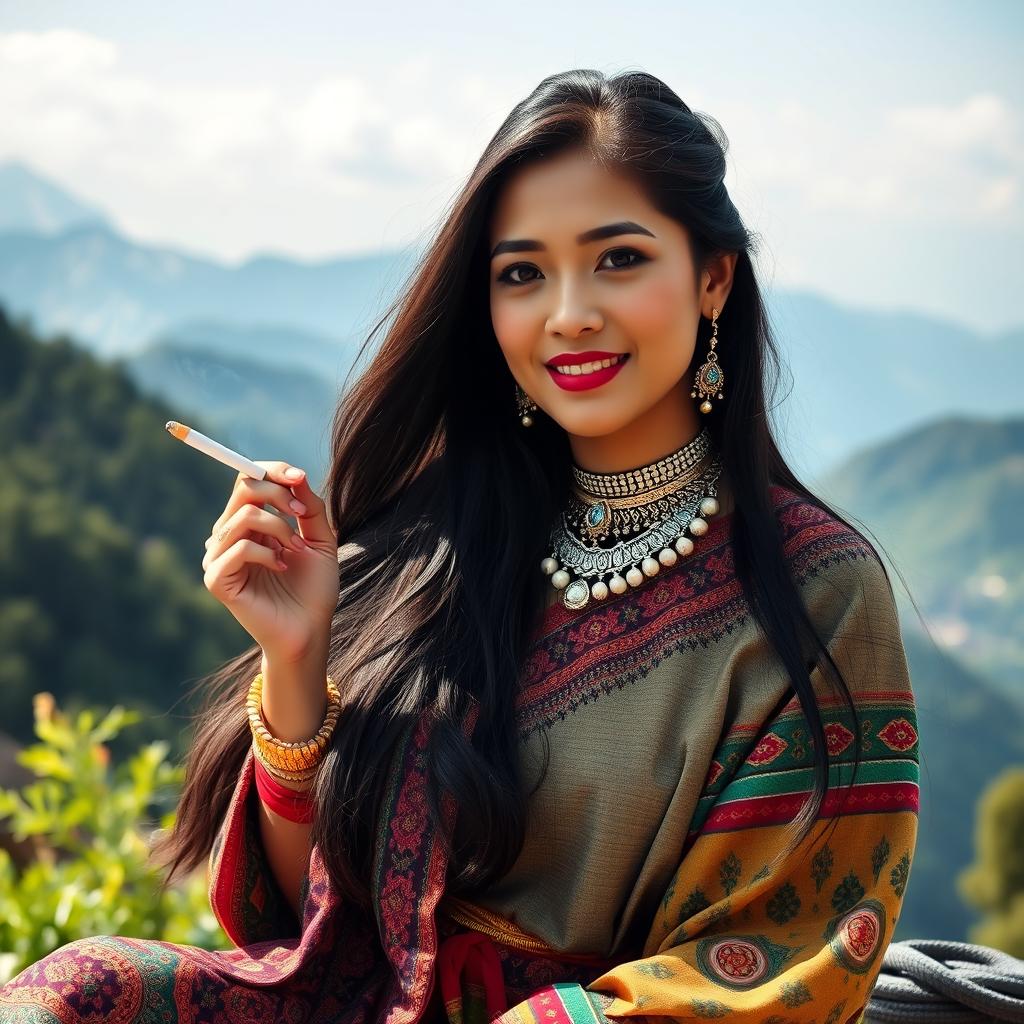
left=617, top=271, right=690, bottom=336
left=490, top=296, right=535, bottom=362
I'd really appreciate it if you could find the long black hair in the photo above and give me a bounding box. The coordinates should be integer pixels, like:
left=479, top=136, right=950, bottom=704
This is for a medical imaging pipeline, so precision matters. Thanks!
left=153, top=68, right=915, bottom=906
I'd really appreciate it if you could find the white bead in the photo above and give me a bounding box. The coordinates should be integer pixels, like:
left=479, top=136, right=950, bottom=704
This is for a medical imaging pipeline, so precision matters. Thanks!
left=551, top=569, right=571, bottom=589
left=700, top=496, right=720, bottom=517
left=658, top=547, right=678, bottom=566
left=675, top=536, right=694, bottom=556
left=625, top=566, right=644, bottom=587
left=591, top=580, right=609, bottom=600
left=641, top=556, right=660, bottom=577
left=689, top=517, right=708, bottom=536
left=609, top=573, right=628, bottom=594
left=541, top=557, right=559, bottom=575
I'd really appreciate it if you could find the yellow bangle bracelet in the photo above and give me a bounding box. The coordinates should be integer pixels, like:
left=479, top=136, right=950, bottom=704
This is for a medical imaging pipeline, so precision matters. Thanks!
left=250, top=697, right=340, bottom=772
left=246, top=672, right=342, bottom=773
left=252, top=739, right=319, bottom=784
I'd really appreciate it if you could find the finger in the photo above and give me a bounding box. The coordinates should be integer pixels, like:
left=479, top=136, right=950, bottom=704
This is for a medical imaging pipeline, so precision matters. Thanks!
left=205, top=506, right=304, bottom=571
left=268, top=465, right=336, bottom=547
left=222, top=460, right=309, bottom=525
left=203, top=539, right=287, bottom=597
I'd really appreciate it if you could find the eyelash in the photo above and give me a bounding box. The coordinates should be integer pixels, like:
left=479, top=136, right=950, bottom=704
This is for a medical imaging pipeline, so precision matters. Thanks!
left=495, top=247, right=649, bottom=286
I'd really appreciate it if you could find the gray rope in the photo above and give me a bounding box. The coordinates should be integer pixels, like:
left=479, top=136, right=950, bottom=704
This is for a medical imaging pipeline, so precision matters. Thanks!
left=865, top=939, right=1024, bottom=1023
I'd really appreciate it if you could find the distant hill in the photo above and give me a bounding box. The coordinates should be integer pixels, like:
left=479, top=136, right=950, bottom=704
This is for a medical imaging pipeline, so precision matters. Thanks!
left=896, top=627, right=1024, bottom=941
left=148, top=318, right=358, bottom=384
left=773, top=290, right=1022, bottom=478
left=0, top=160, right=113, bottom=237
left=816, top=415, right=1023, bottom=698
left=0, top=219, right=417, bottom=360
left=119, top=339, right=341, bottom=489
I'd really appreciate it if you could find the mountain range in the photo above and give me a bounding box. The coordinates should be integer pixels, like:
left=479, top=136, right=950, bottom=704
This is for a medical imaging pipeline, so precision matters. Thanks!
left=0, top=160, right=1021, bottom=484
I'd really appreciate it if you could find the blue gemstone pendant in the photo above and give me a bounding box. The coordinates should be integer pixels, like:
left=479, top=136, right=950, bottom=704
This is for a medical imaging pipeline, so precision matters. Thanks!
left=582, top=500, right=611, bottom=541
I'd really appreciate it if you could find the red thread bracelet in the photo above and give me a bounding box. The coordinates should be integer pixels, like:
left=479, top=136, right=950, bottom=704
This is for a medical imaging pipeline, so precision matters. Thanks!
left=253, top=755, right=315, bottom=823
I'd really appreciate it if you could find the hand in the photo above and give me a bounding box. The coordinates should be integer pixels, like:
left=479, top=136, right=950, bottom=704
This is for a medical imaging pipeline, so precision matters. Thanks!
left=202, top=462, right=338, bottom=664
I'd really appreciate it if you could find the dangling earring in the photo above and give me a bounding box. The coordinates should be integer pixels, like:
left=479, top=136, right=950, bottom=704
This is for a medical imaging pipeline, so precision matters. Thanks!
left=691, top=306, right=725, bottom=414
left=514, top=382, right=538, bottom=427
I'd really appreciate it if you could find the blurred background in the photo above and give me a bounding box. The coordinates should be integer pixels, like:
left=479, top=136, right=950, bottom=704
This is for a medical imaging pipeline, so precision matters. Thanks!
left=0, top=0, right=1021, bottom=964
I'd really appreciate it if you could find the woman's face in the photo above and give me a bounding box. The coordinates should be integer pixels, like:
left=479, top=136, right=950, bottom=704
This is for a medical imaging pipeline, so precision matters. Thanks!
left=488, top=148, right=734, bottom=453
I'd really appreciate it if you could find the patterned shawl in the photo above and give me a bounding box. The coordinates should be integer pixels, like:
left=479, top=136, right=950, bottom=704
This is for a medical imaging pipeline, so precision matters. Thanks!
left=0, top=485, right=920, bottom=1024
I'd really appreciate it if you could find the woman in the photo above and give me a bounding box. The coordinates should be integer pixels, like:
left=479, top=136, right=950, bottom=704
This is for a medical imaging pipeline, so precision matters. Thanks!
left=0, top=69, right=919, bottom=1024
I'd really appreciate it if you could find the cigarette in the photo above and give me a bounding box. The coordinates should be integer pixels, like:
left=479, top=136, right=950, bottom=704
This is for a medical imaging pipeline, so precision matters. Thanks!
left=165, top=421, right=268, bottom=480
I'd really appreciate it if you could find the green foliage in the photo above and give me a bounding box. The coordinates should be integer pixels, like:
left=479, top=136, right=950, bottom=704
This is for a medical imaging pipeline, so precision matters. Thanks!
left=0, top=305, right=254, bottom=756
left=957, top=766, right=1024, bottom=957
left=0, top=692, right=228, bottom=984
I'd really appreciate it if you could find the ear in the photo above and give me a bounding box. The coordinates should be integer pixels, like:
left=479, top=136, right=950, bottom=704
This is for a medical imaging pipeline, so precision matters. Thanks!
left=701, top=251, right=739, bottom=318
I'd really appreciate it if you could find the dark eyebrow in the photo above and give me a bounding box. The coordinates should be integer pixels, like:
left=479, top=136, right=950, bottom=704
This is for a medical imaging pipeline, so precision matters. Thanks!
left=490, top=220, right=656, bottom=261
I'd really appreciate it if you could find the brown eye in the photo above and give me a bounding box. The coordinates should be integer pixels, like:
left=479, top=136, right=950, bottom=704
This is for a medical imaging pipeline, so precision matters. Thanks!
left=496, top=263, right=540, bottom=286
left=599, top=248, right=647, bottom=270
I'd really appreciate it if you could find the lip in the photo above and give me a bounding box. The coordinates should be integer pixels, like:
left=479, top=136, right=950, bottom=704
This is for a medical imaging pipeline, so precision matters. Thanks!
left=545, top=353, right=630, bottom=392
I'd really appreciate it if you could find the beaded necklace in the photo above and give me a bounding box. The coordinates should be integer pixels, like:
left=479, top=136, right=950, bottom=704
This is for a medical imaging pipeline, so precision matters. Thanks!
left=542, top=427, right=724, bottom=610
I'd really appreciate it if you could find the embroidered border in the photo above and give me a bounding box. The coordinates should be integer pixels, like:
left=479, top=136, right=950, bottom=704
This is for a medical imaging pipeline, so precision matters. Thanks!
left=516, top=487, right=880, bottom=737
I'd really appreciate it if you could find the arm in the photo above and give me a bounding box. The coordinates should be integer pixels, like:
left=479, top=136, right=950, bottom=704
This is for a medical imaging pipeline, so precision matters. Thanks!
left=207, top=649, right=329, bottom=943
left=254, top=649, right=328, bottom=920
left=497, top=551, right=920, bottom=1024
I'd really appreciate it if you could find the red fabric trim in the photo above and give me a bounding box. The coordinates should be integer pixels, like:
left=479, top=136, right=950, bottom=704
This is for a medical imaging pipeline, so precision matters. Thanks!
left=438, top=930, right=509, bottom=1019
left=700, top=780, right=920, bottom=833
left=253, top=754, right=315, bottom=823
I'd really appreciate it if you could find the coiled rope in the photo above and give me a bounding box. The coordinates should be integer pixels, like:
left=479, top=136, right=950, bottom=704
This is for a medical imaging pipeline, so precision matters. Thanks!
left=866, top=939, right=1024, bottom=1023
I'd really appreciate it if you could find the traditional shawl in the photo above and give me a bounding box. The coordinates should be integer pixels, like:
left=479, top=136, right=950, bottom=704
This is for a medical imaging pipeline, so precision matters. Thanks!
left=0, top=484, right=920, bottom=1024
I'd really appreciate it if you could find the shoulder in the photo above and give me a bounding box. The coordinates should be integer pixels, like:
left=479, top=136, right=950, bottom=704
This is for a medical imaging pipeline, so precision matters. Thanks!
left=767, top=486, right=902, bottom=663
left=761, top=489, right=913, bottom=706
left=768, top=484, right=890, bottom=596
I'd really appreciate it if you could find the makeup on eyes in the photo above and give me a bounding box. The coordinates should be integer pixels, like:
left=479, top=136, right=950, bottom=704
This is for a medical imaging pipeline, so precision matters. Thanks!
left=496, top=247, right=648, bottom=286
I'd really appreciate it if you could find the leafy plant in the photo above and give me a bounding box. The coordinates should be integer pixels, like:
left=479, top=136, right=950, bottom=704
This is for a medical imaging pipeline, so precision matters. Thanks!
left=0, top=692, right=228, bottom=983
left=958, top=766, right=1024, bottom=958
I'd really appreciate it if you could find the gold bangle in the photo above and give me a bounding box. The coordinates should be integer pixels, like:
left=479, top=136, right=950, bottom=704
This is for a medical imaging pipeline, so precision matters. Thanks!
left=248, top=675, right=341, bottom=772
left=252, top=739, right=319, bottom=783
left=246, top=672, right=342, bottom=773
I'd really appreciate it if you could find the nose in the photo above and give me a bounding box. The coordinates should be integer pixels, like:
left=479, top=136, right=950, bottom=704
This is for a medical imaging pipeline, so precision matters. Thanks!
left=546, top=283, right=603, bottom=339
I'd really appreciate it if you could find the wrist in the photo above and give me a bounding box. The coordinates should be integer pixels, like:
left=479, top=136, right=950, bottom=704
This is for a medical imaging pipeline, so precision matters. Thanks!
left=261, top=637, right=328, bottom=676
left=258, top=650, right=332, bottom=745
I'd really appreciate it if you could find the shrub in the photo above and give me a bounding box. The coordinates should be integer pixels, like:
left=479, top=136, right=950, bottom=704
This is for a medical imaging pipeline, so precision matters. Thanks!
left=0, top=692, right=228, bottom=983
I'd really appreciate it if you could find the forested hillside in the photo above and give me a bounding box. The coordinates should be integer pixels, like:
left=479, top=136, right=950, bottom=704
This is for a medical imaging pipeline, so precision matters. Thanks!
left=0, top=306, right=254, bottom=761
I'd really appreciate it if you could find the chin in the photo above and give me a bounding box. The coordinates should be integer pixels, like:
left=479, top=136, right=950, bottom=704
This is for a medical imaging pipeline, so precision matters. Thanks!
left=550, top=408, right=634, bottom=439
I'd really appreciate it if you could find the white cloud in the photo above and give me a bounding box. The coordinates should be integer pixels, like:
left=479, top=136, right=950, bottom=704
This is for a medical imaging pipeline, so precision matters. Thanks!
left=0, top=29, right=510, bottom=259
left=721, top=93, right=1022, bottom=225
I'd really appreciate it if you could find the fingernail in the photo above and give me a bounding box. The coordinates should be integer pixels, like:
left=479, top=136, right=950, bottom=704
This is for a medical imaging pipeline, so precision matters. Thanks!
left=285, top=467, right=304, bottom=480
left=289, top=499, right=307, bottom=514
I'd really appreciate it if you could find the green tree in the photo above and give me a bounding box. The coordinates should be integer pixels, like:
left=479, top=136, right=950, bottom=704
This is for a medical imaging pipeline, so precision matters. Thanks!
left=0, top=305, right=252, bottom=757
left=957, top=766, right=1024, bottom=957
left=0, top=692, right=228, bottom=983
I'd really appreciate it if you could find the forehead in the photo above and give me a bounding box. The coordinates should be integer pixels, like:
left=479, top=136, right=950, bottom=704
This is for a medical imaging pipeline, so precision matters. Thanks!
left=488, top=151, right=659, bottom=242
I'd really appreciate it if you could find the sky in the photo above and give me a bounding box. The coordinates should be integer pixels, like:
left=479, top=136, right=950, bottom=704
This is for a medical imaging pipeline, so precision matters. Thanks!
left=1, top=0, right=1021, bottom=334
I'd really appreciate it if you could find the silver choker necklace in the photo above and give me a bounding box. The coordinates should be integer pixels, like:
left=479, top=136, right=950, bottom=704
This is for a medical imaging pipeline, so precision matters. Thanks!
left=541, top=428, right=725, bottom=611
